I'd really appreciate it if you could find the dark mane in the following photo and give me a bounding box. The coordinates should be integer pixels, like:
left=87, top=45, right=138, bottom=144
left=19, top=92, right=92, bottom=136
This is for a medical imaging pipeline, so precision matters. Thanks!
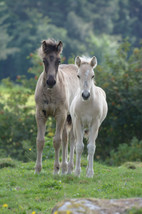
left=38, top=39, right=63, bottom=58
left=42, top=39, right=59, bottom=54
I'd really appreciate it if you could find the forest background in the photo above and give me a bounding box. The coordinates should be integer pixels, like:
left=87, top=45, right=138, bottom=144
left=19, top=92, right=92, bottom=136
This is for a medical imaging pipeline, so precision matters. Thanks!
left=0, top=0, right=142, bottom=164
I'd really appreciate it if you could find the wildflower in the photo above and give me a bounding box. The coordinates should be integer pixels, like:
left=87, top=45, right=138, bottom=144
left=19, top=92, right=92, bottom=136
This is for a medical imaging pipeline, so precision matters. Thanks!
left=66, top=211, right=72, bottom=214
left=16, top=75, right=21, bottom=80
left=29, top=148, right=32, bottom=151
left=2, top=204, right=8, bottom=208
left=54, top=211, right=58, bottom=214
left=32, top=212, right=36, bottom=214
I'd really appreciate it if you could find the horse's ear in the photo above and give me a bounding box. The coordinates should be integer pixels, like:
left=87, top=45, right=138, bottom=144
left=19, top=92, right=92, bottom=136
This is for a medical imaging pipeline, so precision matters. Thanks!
left=57, top=41, right=63, bottom=53
left=75, top=56, right=81, bottom=67
left=42, top=40, right=47, bottom=53
left=90, top=56, right=97, bottom=68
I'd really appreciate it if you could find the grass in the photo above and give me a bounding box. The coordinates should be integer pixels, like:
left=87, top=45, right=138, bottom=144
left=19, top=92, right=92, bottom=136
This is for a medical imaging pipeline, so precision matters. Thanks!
left=0, top=158, right=142, bottom=214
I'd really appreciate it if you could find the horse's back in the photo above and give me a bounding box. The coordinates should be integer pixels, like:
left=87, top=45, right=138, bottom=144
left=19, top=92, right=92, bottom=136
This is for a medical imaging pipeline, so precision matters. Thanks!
left=95, top=86, right=108, bottom=123
left=59, top=64, right=77, bottom=76
left=59, top=64, right=79, bottom=107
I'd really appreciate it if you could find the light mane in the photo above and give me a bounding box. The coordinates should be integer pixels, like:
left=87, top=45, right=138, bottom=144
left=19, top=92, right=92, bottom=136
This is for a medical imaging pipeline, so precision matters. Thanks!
left=80, top=56, right=92, bottom=65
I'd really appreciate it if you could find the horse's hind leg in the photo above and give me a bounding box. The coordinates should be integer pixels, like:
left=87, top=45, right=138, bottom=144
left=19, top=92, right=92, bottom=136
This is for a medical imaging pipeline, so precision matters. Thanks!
left=35, top=110, right=47, bottom=174
left=68, top=128, right=75, bottom=174
left=53, top=113, right=66, bottom=175
left=62, top=125, right=68, bottom=174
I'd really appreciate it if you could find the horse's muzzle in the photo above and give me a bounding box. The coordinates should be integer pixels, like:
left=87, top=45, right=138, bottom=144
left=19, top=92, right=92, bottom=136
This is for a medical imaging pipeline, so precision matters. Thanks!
left=82, top=90, right=90, bottom=100
left=46, top=76, right=56, bottom=88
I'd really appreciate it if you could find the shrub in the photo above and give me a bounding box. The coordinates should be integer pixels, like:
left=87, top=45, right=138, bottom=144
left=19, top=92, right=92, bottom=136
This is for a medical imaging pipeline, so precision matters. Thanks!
left=106, top=137, right=142, bottom=166
left=95, top=39, right=142, bottom=160
left=0, top=78, right=55, bottom=162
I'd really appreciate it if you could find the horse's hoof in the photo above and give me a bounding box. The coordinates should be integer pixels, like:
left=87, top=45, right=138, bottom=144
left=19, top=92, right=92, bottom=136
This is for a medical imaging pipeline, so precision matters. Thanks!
left=53, top=165, right=60, bottom=175
left=67, top=163, right=74, bottom=174
left=35, top=165, right=42, bottom=174
left=74, top=169, right=81, bottom=177
left=86, top=169, right=94, bottom=178
left=61, top=162, right=68, bottom=174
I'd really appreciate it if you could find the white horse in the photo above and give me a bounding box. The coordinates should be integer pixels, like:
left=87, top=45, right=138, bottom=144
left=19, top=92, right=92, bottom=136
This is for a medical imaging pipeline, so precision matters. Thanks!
left=69, top=56, right=108, bottom=177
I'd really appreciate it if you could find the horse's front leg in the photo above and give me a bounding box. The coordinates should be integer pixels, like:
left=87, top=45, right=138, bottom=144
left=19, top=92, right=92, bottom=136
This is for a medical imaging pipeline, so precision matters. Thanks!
left=53, top=113, right=66, bottom=175
left=86, top=123, right=99, bottom=178
left=74, top=119, right=84, bottom=177
left=35, top=109, right=47, bottom=174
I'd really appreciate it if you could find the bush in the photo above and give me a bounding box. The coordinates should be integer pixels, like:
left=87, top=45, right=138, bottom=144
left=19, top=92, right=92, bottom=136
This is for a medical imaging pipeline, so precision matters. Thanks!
left=0, top=78, right=55, bottom=162
left=95, top=39, right=142, bottom=160
left=106, top=137, right=142, bottom=166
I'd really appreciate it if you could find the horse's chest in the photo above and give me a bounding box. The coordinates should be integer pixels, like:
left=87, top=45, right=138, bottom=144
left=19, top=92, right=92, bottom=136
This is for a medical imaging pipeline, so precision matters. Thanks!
left=81, top=114, right=92, bottom=128
left=76, top=101, right=100, bottom=127
left=42, top=96, right=67, bottom=117
left=43, top=103, right=56, bottom=115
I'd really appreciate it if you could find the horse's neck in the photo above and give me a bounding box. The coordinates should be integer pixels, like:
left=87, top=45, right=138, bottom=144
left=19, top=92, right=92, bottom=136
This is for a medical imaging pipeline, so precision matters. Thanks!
left=42, top=72, right=47, bottom=87
left=41, top=70, right=65, bottom=99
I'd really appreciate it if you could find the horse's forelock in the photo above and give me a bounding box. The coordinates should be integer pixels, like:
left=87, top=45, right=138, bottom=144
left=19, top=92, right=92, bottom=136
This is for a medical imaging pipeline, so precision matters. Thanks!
left=38, top=39, right=62, bottom=58
left=80, top=56, right=92, bottom=65
left=43, top=39, right=61, bottom=54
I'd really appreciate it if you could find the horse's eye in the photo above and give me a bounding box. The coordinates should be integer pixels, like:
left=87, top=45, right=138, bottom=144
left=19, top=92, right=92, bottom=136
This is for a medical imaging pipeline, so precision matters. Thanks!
left=92, top=75, right=94, bottom=79
left=43, top=59, right=48, bottom=65
left=55, top=59, right=61, bottom=66
left=77, top=75, right=80, bottom=79
left=57, top=59, right=61, bottom=65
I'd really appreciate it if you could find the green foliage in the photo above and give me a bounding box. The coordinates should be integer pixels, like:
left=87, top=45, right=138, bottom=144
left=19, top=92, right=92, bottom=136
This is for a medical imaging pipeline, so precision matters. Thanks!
left=0, top=2, right=19, bottom=60
left=0, top=78, right=36, bottom=161
left=0, top=0, right=142, bottom=80
left=95, top=40, right=142, bottom=160
left=0, top=77, right=56, bottom=162
left=127, top=208, right=142, bottom=214
left=107, top=137, right=142, bottom=166
left=0, top=158, right=142, bottom=213
left=0, top=157, right=17, bottom=169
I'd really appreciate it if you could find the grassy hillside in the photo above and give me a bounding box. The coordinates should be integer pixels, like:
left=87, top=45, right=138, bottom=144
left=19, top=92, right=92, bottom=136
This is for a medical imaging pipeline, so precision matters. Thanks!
left=0, top=158, right=142, bottom=214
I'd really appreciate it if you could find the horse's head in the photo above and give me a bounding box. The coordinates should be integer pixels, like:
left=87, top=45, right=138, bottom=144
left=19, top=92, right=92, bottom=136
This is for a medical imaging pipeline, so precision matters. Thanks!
left=39, top=39, right=63, bottom=88
left=75, top=56, right=97, bottom=100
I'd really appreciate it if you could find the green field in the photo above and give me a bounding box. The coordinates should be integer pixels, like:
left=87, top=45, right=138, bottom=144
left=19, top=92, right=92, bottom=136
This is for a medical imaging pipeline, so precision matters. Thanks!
left=0, top=158, right=142, bottom=214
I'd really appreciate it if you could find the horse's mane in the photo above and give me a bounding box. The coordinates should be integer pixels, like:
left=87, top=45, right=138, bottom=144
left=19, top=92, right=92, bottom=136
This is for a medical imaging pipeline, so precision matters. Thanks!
left=80, top=56, right=92, bottom=65
left=38, top=39, right=60, bottom=58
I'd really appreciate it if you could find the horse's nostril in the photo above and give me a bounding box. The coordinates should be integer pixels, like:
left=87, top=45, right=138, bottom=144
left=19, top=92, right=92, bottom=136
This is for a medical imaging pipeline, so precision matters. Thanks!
left=46, top=78, right=56, bottom=88
left=82, top=91, right=90, bottom=100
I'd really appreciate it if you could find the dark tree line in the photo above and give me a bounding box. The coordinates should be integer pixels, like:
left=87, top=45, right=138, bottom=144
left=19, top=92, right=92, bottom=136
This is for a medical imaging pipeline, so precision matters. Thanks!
left=0, top=0, right=142, bottom=79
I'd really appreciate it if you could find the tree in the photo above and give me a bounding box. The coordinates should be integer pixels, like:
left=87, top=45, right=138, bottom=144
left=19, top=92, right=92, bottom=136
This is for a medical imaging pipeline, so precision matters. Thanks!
left=0, top=2, right=18, bottom=60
